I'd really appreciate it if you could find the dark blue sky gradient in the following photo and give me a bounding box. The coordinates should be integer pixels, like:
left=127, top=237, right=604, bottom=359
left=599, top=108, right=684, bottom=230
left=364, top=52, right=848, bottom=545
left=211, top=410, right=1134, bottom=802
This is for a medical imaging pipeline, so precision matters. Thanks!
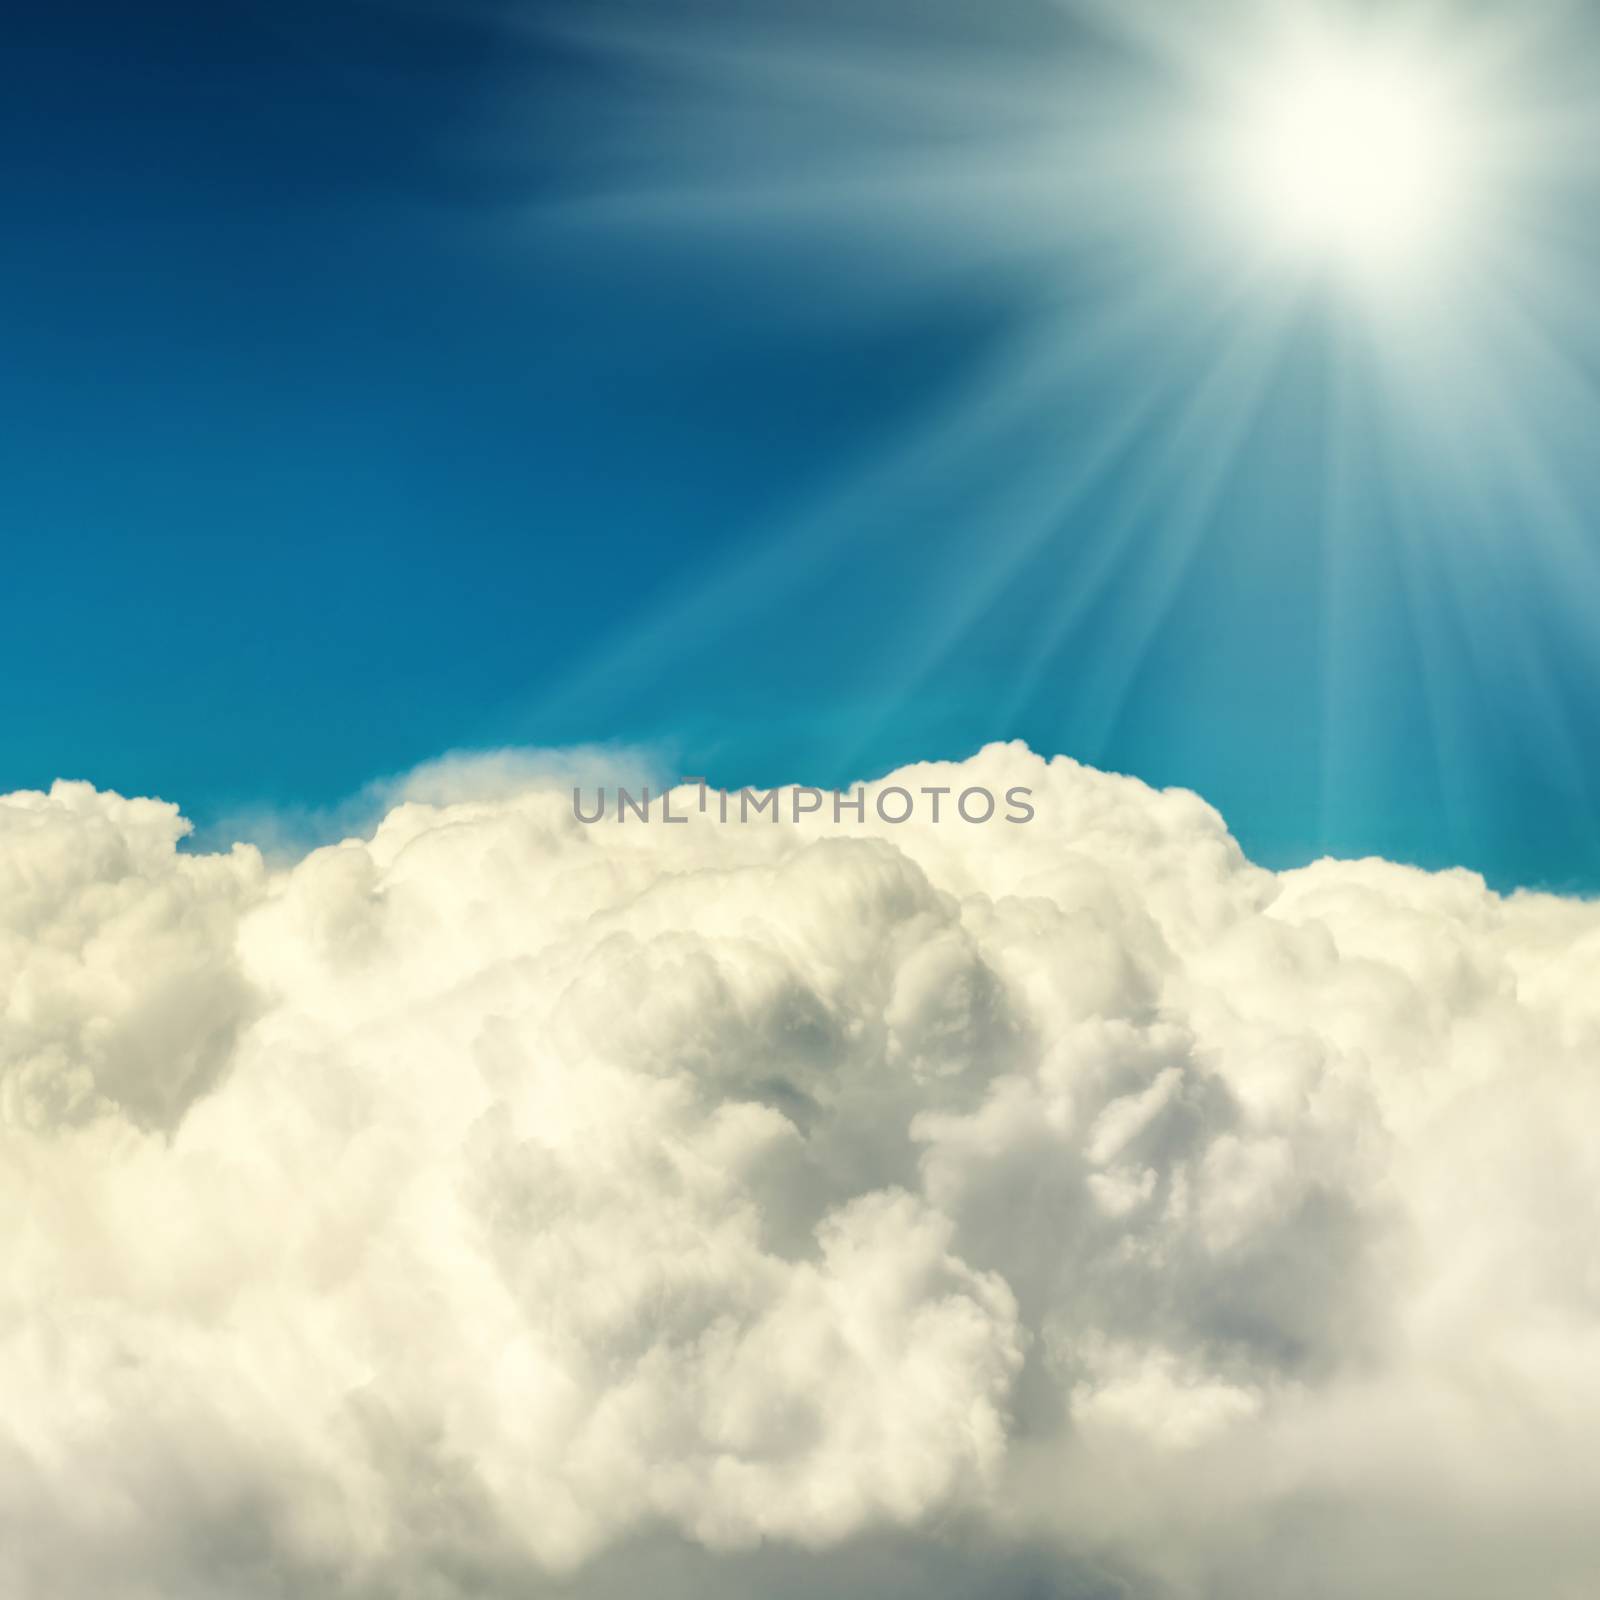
left=4, top=0, right=1598, bottom=890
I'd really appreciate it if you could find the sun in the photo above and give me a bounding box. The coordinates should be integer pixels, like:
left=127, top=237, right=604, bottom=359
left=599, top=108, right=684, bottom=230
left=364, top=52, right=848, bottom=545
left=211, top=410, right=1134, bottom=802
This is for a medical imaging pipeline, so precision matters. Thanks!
left=1218, top=30, right=1472, bottom=290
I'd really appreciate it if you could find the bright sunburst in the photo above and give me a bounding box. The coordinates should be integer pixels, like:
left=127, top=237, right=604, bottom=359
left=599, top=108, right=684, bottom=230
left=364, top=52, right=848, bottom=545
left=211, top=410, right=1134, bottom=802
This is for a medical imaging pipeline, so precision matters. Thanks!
left=1220, top=29, right=1471, bottom=286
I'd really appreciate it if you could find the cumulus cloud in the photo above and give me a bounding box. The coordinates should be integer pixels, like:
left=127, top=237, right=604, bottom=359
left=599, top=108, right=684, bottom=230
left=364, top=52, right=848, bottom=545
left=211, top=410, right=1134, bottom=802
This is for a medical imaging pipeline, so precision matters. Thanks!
left=2, top=746, right=1598, bottom=1598
left=199, top=743, right=665, bottom=863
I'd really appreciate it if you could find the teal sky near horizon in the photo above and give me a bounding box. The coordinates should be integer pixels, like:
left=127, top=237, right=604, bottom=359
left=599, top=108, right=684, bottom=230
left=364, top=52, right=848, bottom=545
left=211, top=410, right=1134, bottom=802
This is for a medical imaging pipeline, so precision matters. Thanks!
left=5, top=0, right=1600, bottom=892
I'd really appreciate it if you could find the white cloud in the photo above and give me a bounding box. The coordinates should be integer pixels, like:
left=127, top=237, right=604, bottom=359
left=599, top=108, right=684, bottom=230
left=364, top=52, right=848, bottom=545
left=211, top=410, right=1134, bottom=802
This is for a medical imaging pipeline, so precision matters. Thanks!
left=2, top=745, right=1598, bottom=1597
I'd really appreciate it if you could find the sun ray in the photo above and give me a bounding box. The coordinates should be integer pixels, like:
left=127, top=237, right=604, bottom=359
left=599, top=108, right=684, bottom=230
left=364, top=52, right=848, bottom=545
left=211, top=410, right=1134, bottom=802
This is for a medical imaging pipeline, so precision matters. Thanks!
left=525, top=0, right=1600, bottom=864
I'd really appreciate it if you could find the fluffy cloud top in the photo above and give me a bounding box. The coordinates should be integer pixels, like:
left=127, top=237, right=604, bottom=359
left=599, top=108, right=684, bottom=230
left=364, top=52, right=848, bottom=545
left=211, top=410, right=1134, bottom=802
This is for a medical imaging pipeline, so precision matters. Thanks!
left=1, top=747, right=1597, bottom=1598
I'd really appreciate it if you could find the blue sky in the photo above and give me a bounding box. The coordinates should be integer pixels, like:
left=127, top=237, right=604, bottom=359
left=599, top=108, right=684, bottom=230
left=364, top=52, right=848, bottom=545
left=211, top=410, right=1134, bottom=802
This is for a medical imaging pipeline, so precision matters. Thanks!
left=5, top=0, right=1600, bottom=890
